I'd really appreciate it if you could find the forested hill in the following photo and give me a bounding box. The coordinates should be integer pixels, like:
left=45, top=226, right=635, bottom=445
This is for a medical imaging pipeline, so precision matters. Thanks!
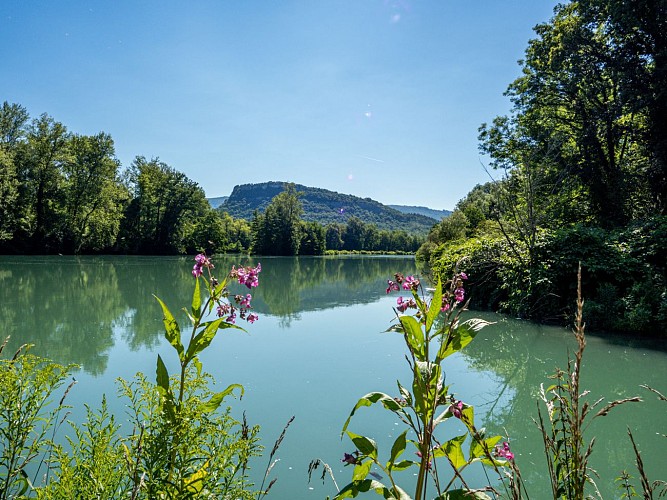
left=219, top=182, right=437, bottom=234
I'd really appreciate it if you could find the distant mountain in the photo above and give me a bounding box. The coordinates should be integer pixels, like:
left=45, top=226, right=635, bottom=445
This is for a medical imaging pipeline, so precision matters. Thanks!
left=217, top=182, right=437, bottom=234
left=207, top=196, right=228, bottom=209
left=388, top=205, right=451, bottom=221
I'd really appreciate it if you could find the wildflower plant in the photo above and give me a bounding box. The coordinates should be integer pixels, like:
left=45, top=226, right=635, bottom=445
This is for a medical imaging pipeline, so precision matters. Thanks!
left=137, top=254, right=264, bottom=497
left=328, top=270, right=520, bottom=499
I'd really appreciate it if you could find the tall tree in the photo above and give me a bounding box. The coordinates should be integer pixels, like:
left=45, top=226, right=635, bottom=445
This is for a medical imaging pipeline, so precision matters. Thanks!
left=61, top=133, right=128, bottom=252
left=19, top=113, right=69, bottom=247
left=120, top=157, right=209, bottom=253
left=251, top=183, right=304, bottom=255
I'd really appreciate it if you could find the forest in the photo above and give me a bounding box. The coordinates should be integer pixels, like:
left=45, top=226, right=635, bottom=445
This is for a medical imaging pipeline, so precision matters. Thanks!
left=0, top=112, right=422, bottom=256
left=417, top=0, right=667, bottom=334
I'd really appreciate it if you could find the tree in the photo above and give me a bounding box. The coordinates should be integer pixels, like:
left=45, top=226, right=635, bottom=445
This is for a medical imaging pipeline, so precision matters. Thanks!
left=251, top=183, right=303, bottom=255
left=0, top=149, right=19, bottom=242
left=18, top=113, right=69, bottom=248
left=300, top=221, right=326, bottom=255
left=325, top=223, right=345, bottom=250
left=61, top=133, right=128, bottom=252
left=119, top=157, right=209, bottom=253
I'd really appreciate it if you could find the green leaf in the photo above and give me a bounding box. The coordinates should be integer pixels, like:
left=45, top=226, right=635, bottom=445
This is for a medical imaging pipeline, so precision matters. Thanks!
left=334, top=479, right=394, bottom=499
left=346, top=431, right=378, bottom=459
left=184, top=318, right=237, bottom=365
left=390, top=459, right=415, bottom=471
left=461, top=405, right=475, bottom=433
left=434, top=433, right=467, bottom=469
left=399, top=315, right=425, bottom=360
left=352, top=460, right=372, bottom=481
left=436, top=318, right=492, bottom=362
left=470, top=434, right=502, bottom=462
left=425, top=279, right=443, bottom=334
left=156, top=354, right=169, bottom=393
left=154, top=295, right=184, bottom=360
left=191, top=276, right=202, bottom=321
left=201, top=384, right=244, bottom=413
left=389, top=429, right=408, bottom=465
left=341, top=392, right=402, bottom=434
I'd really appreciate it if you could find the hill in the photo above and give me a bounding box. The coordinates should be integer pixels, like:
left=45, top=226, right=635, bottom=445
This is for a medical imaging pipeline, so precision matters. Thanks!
left=388, top=205, right=451, bottom=221
left=217, top=182, right=437, bottom=234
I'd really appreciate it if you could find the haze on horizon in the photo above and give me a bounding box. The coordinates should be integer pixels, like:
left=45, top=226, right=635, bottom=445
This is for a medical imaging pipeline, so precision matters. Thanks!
left=1, top=1, right=558, bottom=211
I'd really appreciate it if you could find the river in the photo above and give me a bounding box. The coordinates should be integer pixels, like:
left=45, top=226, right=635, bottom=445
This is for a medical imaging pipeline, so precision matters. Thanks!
left=0, top=255, right=665, bottom=499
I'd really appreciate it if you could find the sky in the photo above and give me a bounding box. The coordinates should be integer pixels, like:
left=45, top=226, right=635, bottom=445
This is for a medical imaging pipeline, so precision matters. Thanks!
left=1, top=1, right=558, bottom=210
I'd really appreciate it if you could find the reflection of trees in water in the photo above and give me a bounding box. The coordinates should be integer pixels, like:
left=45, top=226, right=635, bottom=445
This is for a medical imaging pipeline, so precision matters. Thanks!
left=244, top=256, right=418, bottom=323
left=0, top=256, right=125, bottom=375
left=0, top=255, right=419, bottom=371
left=460, top=317, right=667, bottom=497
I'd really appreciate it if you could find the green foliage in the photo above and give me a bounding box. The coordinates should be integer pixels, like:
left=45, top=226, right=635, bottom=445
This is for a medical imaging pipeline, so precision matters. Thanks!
left=0, top=342, right=74, bottom=500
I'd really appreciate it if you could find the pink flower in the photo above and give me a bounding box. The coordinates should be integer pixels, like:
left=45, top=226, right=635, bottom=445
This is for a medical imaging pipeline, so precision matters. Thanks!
left=397, top=296, right=408, bottom=312
left=441, top=301, right=450, bottom=313
left=450, top=400, right=463, bottom=419
left=216, top=303, right=231, bottom=318
left=454, top=287, right=465, bottom=303
left=459, top=272, right=468, bottom=280
left=247, top=313, right=259, bottom=324
left=236, top=263, right=261, bottom=289
left=386, top=280, right=399, bottom=294
left=494, top=442, right=514, bottom=461
left=402, top=275, right=420, bottom=291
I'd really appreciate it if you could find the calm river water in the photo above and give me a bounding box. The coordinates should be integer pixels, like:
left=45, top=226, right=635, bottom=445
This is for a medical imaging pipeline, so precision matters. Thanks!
left=1, top=255, right=665, bottom=499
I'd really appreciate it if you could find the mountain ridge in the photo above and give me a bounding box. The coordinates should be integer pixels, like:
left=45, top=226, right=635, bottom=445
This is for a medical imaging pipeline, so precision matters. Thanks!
left=211, top=181, right=444, bottom=234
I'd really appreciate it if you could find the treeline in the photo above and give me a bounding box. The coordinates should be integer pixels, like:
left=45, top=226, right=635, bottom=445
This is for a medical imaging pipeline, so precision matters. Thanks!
left=0, top=104, right=422, bottom=255
left=418, top=0, right=667, bottom=334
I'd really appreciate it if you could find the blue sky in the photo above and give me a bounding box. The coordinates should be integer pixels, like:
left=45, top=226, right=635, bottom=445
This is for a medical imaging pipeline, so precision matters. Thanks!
left=1, top=1, right=557, bottom=210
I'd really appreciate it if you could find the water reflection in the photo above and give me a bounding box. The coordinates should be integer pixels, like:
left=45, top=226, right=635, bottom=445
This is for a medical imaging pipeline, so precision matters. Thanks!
left=0, top=255, right=417, bottom=373
left=461, top=317, right=667, bottom=497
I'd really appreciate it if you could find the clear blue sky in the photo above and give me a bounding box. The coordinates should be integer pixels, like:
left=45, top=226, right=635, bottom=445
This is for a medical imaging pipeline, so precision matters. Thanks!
left=1, top=1, right=557, bottom=210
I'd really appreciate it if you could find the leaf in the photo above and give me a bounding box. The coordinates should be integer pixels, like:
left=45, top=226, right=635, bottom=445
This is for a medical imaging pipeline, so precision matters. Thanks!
left=341, top=392, right=403, bottom=434
left=184, top=318, right=228, bottom=364
left=185, top=460, right=209, bottom=493
left=201, top=384, right=244, bottom=413
left=399, top=315, right=425, bottom=360
left=191, top=276, right=202, bottom=321
left=470, top=434, right=502, bottom=462
left=434, top=433, right=467, bottom=469
left=389, top=430, right=408, bottom=465
left=156, top=354, right=169, bottom=393
left=346, top=431, right=378, bottom=459
left=154, top=295, right=184, bottom=360
left=425, top=279, right=443, bottom=334
left=390, top=459, right=415, bottom=471
left=436, top=318, right=492, bottom=362
left=352, top=460, right=372, bottom=481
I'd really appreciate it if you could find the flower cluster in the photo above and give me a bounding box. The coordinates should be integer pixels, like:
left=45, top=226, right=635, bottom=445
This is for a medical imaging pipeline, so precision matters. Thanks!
left=493, top=441, right=514, bottom=461
left=386, top=273, right=420, bottom=294
left=193, top=255, right=261, bottom=325
left=439, top=271, right=468, bottom=312
left=192, top=253, right=213, bottom=277
left=396, top=296, right=417, bottom=313
left=231, top=263, right=261, bottom=289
